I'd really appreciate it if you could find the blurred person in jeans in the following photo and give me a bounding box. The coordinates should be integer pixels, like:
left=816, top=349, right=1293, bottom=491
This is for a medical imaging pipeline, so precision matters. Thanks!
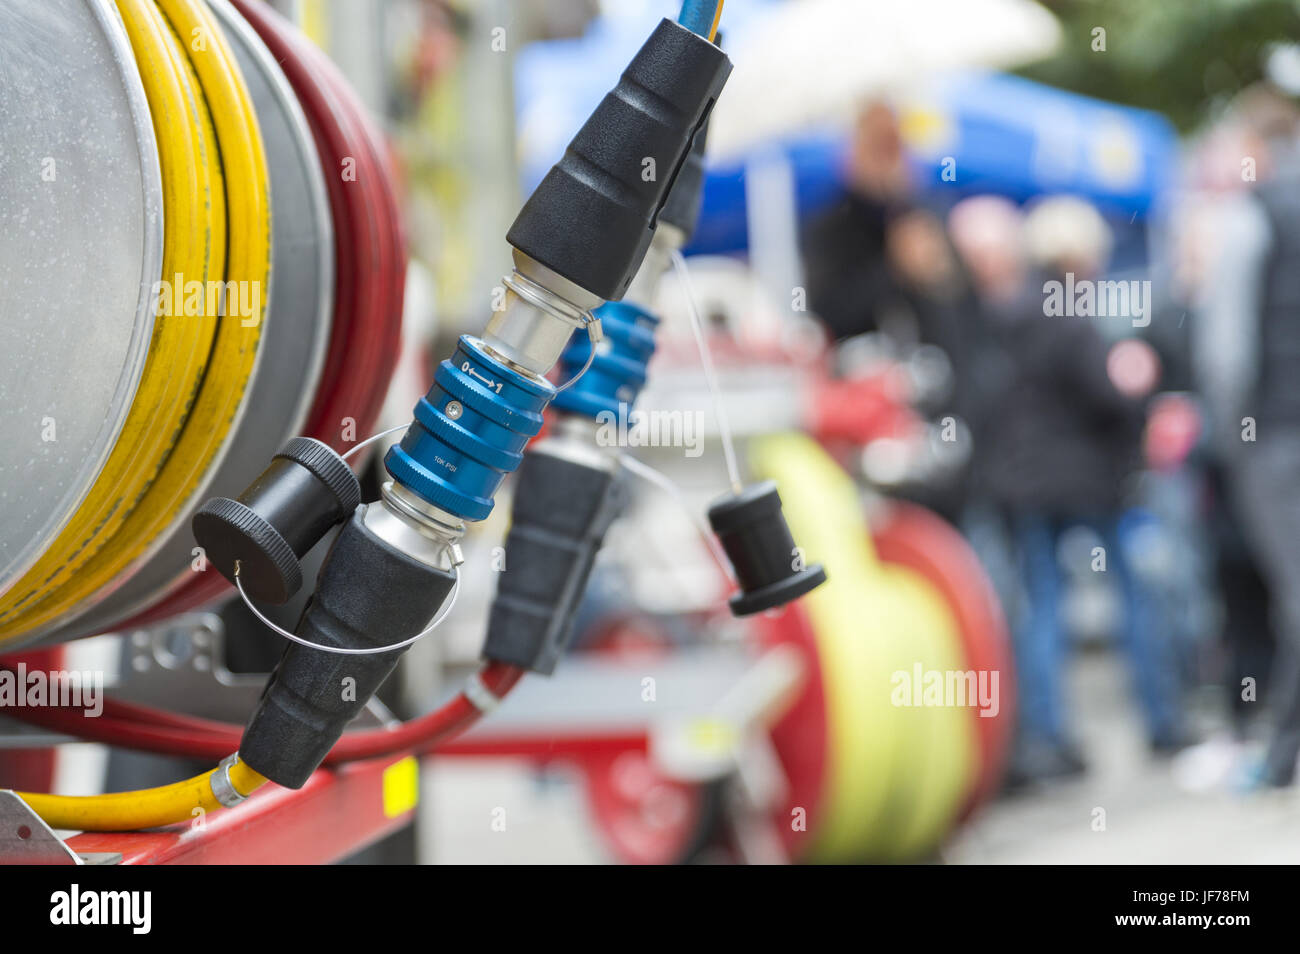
left=950, top=195, right=1188, bottom=784
left=1195, top=87, right=1300, bottom=789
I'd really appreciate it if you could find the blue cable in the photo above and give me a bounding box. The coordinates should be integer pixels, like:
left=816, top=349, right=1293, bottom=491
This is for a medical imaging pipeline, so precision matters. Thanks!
left=677, top=0, right=720, bottom=38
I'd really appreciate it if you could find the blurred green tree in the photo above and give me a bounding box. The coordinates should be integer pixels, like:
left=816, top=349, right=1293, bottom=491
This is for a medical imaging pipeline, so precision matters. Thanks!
left=1022, top=0, right=1300, bottom=129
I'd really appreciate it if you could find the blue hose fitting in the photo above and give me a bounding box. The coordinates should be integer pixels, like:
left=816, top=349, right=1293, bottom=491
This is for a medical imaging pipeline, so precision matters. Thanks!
left=550, top=300, right=659, bottom=421
left=385, top=336, right=554, bottom=522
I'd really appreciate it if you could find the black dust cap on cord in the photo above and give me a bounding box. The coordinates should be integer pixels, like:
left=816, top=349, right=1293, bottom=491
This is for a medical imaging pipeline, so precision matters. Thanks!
left=191, top=437, right=361, bottom=604
left=708, top=480, right=827, bottom=617
left=507, top=18, right=731, bottom=301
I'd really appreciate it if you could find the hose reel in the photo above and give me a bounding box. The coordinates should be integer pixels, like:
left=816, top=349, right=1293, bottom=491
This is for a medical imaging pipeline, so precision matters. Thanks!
left=0, top=0, right=402, bottom=649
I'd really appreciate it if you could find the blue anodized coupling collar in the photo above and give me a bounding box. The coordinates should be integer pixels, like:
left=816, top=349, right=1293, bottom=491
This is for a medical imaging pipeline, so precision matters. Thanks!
left=550, top=300, right=660, bottom=421
left=384, top=336, right=554, bottom=522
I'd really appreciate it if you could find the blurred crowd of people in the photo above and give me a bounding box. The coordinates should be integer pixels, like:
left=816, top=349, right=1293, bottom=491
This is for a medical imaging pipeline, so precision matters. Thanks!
left=802, top=93, right=1300, bottom=793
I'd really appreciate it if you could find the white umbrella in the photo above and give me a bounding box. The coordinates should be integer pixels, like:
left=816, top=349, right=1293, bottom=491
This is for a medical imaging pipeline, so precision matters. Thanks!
left=709, top=0, right=1062, bottom=156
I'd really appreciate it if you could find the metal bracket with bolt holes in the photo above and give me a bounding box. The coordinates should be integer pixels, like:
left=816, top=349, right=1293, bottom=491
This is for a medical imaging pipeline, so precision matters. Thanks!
left=0, top=790, right=81, bottom=865
left=116, top=612, right=269, bottom=722
left=109, top=612, right=397, bottom=727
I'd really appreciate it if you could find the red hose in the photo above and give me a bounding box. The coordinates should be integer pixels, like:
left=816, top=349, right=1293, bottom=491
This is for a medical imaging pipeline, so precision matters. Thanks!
left=9, top=705, right=236, bottom=762
left=1, top=662, right=523, bottom=765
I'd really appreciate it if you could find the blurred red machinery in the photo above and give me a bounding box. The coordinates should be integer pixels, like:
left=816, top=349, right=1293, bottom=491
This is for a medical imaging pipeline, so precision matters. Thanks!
left=430, top=351, right=1014, bottom=864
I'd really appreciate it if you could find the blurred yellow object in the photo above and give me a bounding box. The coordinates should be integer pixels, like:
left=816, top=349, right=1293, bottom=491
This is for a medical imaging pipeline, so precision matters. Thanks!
left=751, top=433, right=976, bottom=862
left=381, top=757, right=420, bottom=819
left=299, top=0, right=329, bottom=45
left=898, top=102, right=957, bottom=157
left=685, top=717, right=741, bottom=758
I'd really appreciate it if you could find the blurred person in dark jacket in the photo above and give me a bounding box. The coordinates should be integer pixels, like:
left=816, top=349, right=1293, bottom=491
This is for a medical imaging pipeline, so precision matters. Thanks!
left=950, top=195, right=1187, bottom=783
left=803, top=99, right=965, bottom=349
left=803, top=100, right=913, bottom=341
left=803, top=100, right=977, bottom=519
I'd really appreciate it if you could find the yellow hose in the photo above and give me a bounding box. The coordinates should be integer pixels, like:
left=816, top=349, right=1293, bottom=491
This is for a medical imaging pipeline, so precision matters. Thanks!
left=35, top=0, right=271, bottom=624
left=0, top=0, right=269, bottom=640
left=751, top=434, right=975, bottom=862
left=16, top=758, right=267, bottom=832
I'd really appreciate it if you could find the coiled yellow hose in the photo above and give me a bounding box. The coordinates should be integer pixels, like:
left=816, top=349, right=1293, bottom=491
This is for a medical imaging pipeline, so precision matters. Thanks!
left=752, top=433, right=975, bottom=862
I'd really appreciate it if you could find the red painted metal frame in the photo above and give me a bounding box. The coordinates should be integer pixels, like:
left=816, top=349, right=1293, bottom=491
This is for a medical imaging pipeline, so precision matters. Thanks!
left=65, top=757, right=413, bottom=865
left=571, top=616, right=717, bottom=864
left=0, top=660, right=520, bottom=865
left=437, top=730, right=648, bottom=761
left=0, top=649, right=64, bottom=795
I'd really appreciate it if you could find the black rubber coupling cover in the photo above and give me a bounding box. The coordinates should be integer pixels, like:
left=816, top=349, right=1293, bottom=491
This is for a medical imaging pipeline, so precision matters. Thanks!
left=239, top=508, right=457, bottom=788
left=506, top=18, right=731, bottom=301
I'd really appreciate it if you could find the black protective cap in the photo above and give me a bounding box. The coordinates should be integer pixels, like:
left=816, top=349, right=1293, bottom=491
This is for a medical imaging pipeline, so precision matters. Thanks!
left=708, top=481, right=827, bottom=617
left=192, top=437, right=361, bottom=604
left=507, top=18, right=731, bottom=301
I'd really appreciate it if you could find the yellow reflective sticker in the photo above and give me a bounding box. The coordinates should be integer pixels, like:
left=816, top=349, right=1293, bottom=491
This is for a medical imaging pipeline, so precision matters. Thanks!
left=382, top=757, right=420, bottom=818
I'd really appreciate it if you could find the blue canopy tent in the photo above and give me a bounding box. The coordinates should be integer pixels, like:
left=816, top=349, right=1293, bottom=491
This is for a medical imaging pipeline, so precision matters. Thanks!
left=684, top=73, right=1179, bottom=255
left=515, top=16, right=1179, bottom=258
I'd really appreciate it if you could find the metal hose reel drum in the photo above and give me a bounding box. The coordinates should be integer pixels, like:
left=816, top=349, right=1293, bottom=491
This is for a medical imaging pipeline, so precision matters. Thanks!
left=0, top=0, right=268, bottom=647
left=0, top=0, right=397, bottom=650
left=0, top=0, right=162, bottom=597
